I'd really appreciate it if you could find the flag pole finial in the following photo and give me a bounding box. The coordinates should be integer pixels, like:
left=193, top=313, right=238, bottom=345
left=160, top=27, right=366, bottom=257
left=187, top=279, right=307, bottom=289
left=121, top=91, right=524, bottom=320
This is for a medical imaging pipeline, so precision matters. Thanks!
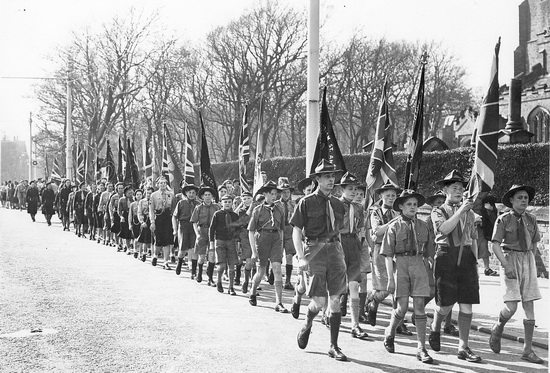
left=420, top=51, right=429, bottom=65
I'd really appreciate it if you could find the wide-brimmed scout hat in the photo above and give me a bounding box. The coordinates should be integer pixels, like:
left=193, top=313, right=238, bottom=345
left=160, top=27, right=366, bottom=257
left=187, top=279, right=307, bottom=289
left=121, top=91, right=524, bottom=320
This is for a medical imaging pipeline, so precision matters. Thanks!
left=198, top=185, right=216, bottom=198
left=257, top=180, right=281, bottom=195
left=426, top=190, right=446, bottom=206
left=337, top=172, right=361, bottom=186
left=297, top=177, right=317, bottom=193
left=374, top=181, right=402, bottom=195
left=310, top=159, right=343, bottom=178
left=241, top=191, right=252, bottom=198
left=180, top=180, right=199, bottom=194
left=393, top=189, right=426, bottom=212
left=220, top=194, right=234, bottom=201
left=277, top=177, right=294, bottom=193
left=436, top=169, right=468, bottom=188
left=502, top=184, right=535, bottom=208
left=481, top=194, right=499, bottom=205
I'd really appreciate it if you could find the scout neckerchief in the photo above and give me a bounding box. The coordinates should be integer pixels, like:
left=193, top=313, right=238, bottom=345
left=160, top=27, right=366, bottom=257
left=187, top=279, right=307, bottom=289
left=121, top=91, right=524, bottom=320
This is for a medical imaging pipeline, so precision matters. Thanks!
left=259, top=203, right=276, bottom=230
left=513, top=211, right=530, bottom=251
left=402, top=215, right=418, bottom=255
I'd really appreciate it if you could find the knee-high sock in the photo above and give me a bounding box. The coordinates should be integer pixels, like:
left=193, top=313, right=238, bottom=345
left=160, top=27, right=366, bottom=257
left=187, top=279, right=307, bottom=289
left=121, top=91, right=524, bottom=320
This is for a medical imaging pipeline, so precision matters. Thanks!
left=274, top=280, right=283, bottom=304
left=244, top=269, right=251, bottom=283
left=306, top=303, right=320, bottom=328
left=386, top=309, right=404, bottom=338
left=350, top=298, right=360, bottom=327
left=496, top=310, right=511, bottom=332
left=207, top=262, right=215, bottom=280
left=359, top=293, right=367, bottom=316
left=235, top=263, right=242, bottom=281
left=191, top=259, right=197, bottom=275
left=432, top=309, right=446, bottom=332
left=329, top=312, right=342, bottom=347
left=285, top=264, right=293, bottom=283
left=523, top=319, right=536, bottom=352
left=415, top=314, right=428, bottom=348
left=457, top=312, right=473, bottom=349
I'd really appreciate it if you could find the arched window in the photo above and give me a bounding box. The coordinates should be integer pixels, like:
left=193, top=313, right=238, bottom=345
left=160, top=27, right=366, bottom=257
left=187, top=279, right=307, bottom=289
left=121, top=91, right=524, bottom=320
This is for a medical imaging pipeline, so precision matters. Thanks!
left=527, top=106, right=550, bottom=143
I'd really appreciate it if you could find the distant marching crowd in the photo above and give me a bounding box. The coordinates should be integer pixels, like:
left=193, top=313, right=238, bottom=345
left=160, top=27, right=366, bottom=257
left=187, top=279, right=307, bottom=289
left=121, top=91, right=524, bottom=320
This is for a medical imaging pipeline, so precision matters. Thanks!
left=0, top=161, right=544, bottom=366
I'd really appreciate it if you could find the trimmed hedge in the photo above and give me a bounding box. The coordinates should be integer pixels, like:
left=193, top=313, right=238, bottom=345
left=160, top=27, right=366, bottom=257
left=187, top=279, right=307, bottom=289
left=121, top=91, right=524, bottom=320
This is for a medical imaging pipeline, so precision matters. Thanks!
left=200, top=143, right=549, bottom=206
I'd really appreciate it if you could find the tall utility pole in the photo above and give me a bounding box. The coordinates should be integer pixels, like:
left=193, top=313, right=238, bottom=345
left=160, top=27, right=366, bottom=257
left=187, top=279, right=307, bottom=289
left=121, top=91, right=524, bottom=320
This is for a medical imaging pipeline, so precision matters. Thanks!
left=66, top=66, right=73, bottom=181
left=29, top=112, right=33, bottom=180
left=306, top=0, right=320, bottom=176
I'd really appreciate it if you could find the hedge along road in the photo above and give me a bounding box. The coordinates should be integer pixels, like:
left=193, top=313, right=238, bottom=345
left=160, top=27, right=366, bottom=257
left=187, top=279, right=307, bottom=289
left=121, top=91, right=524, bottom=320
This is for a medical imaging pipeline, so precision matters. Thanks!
left=0, top=208, right=547, bottom=373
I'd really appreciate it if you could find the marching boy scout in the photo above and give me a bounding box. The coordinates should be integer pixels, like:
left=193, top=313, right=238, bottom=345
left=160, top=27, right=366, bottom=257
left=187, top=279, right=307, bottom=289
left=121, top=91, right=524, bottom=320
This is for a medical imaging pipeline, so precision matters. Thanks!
left=337, top=172, right=369, bottom=339
left=210, top=194, right=239, bottom=295
left=428, top=170, right=481, bottom=363
left=277, top=178, right=297, bottom=291
left=381, top=190, right=433, bottom=364
left=248, top=181, right=288, bottom=313
left=172, top=183, right=200, bottom=277
left=233, top=191, right=254, bottom=293
left=149, top=177, right=175, bottom=270
left=292, top=160, right=348, bottom=361
left=489, top=185, right=544, bottom=364
left=191, top=186, right=220, bottom=285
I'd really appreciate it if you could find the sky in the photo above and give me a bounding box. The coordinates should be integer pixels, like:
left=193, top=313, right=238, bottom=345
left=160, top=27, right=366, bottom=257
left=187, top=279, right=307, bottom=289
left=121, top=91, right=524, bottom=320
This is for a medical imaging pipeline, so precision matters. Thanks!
left=0, top=0, right=523, bottom=145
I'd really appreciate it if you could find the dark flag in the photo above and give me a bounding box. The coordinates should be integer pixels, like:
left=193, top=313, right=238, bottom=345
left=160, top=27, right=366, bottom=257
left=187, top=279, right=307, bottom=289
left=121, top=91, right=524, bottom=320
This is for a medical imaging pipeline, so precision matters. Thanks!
left=117, top=136, right=125, bottom=182
left=467, top=38, right=501, bottom=216
left=124, top=139, right=140, bottom=189
left=404, top=53, right=427, bottom=191
left=365, top=81, right=399, bottom=209
left=199, top=112, right=218, bottom=201
left=103, top=140, right=117, bottom=184
left=309, top=87, right=347, bottom=180
left=239, top=105, right=251, bottom=193
left=183, top=124, right=195, bottom=186
left=51, top=157, right=62, bottom=182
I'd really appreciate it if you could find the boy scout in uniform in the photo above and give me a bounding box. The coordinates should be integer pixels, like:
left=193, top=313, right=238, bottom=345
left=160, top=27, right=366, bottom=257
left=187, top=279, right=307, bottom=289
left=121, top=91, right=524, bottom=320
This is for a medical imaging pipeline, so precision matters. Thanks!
left=366, top=181, right=402, bottom=327
left=210, top=194, right=240, bottom=295
left=137, top=187, right=153, bottom=262
left=277, top=178, right=296, bottom=291
left=109, top=182, right=125, bottom=251
left=290, top=177, right=317, bottom=319
left=191, top=186, right=220, bottom=286
left=428, top=170, right=481, bottom=363
left=248, top=181, right=288, bottom=312
left=337, top=172, right=369, bottom=339
left=172, top=183, right=200, bottom=277
left=233, top=191, right=254, bottom=293
left=292, top=160, right=348, bottom=361
left=489, top=184, right=544, bottom=364
left=381, top=190, right=433, bottom=364
left=149, top=177, right=175, bottom=270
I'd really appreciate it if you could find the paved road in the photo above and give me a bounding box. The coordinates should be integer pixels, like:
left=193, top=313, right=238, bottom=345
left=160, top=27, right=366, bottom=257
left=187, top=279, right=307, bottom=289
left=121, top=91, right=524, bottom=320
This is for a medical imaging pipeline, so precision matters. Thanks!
left=0, top=208, right=547, bottom=372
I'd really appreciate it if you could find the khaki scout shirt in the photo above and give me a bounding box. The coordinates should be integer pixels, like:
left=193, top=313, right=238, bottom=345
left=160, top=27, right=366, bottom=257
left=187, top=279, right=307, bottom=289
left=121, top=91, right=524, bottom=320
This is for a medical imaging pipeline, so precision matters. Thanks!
left=190, top=202, right=220, bottom=227
left=380, top=215, right=432, bottom=257
left=370, top=205, right=398, bottom=244
left=431, top=202, right=477, bottom=247
left=149, top=189, right=174, bottom=223
left=339, top=197, right=364, bottom=234
left=248, top=203, right=285, bottom=232
left=492, top=210, right=539, bottom=251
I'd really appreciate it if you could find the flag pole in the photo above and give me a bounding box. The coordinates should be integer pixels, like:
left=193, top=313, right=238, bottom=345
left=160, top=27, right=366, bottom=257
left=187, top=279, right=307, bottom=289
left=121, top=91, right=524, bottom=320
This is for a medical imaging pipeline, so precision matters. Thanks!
left=306, top=0, right=320, bottom=177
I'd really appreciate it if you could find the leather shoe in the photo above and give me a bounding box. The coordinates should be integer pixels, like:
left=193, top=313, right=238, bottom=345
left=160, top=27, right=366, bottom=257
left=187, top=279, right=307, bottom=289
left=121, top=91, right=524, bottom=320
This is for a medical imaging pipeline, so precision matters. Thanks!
left=457, top=347, right=482, bottom=363
left=396, top=324, right=413, bottom=336
left=151, top=257, right=157, bottom=266
left=297, top=324, right=311, bottom=349
left=521, top=350, right=544, bottom=364
left=196, top=271, right=203, bottom=283
left=217, top=282, right=224, bottom=293
left=366, top=301, right=377, bottom=327
left=249, top=294, right=257, bottom=306
left=291, top=302, right=300, bottom=319
left=275, top=303, right=289, bottom=313
left=283, top=283, right=294, bottom=290
left=133, top=252, right=138, bottom=258
left=416, top=348, right=433, bottom=364
left=228, top=288, right=236, bottom=296
left=351, top=326, right=368, bottom=339
left=383, top=336, right=395, bottom=353
left=141, top=254, right=146, bottom=262
left=175, top=258, right=183, bottom=275
left=241, top=280, right=248, bottom=294
left=488, top=324, right=502, bottom=353
left=444, top=324, right=459, bottom=337
left=428, top=331, right=440, bottom=351
left=328, top=345, right=347, bottom=361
